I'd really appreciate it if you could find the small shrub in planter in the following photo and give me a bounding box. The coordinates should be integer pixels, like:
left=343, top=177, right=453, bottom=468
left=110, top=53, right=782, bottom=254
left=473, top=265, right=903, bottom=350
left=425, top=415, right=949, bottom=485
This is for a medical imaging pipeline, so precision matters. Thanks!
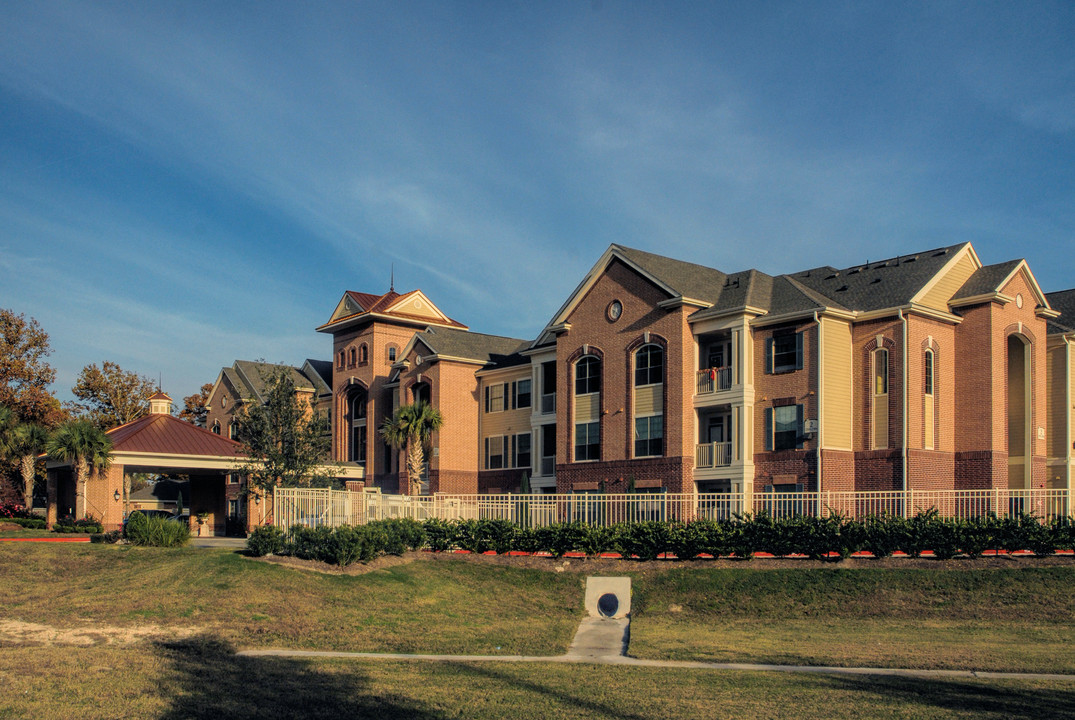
left=246, top=525, right=286, bottom=556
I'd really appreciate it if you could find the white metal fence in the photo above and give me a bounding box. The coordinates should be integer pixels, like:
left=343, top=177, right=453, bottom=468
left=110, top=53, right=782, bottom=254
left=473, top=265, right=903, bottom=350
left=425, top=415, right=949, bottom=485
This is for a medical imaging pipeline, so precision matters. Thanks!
left=274, top=487, right=1072, bottom=530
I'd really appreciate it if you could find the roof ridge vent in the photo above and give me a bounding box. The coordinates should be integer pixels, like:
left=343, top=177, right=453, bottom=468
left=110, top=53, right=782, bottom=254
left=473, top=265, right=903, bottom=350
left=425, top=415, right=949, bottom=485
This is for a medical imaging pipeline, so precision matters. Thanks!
left=826, top=272, right=839, bottom=280
left=836, top=285, right=849, bottom=292
left=933, top=248, right=949, bottom=256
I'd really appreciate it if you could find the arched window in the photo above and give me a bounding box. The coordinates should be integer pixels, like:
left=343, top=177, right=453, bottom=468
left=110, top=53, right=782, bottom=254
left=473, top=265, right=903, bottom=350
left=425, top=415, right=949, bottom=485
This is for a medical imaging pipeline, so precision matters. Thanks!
left=348, top=347, right=356, bottom=368
left=337, top=350, right=345, bottom=370
left=387, top=345, right=397, bottom=362
left=413, top=382, right=431, bottom=406
left=359, top=344, right=368, bottom=364
left=635, top=345, right=664, bottom=386
left=872, top=348, right=889, bottom=449
left=575, top=356, right=601, bottom=395
left=924, top=349, right=935, bottom=450
left=211, top=421, right=221, bottom=435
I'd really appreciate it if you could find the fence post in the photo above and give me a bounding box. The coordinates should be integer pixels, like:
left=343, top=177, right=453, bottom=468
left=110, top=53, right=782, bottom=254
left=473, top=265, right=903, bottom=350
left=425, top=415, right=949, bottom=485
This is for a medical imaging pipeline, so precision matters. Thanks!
left=905, top=488, right=912, bottom=519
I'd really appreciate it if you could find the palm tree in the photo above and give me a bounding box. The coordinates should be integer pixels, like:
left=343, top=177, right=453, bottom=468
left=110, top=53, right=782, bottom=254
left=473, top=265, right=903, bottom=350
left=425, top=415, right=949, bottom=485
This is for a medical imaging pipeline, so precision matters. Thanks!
left=12, top=423, right=49, bottom=510
left=47, top=420, right=112, bottom=520
left=379, top=402, right=444, bottom=495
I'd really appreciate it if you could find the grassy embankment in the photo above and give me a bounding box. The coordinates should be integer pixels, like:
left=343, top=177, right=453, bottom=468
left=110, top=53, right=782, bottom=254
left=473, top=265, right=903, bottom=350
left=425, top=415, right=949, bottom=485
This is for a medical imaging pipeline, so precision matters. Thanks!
left=1, top=540, right=1074, bottom=719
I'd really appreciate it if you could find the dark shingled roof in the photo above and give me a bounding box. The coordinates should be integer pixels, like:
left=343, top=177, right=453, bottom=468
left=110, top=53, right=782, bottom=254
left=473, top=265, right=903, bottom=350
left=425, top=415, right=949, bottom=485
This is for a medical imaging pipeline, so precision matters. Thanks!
left=234, top=361, right=315, bottom=402
left=417, top=327, right=530, bottom=368
left=614, top=245, right=728, bottom=302
left=951, top=260, right=1023, bottom=301
left=791, top=243, right=970, bottom=312
left=1045, top=289, right=1075, bottom=334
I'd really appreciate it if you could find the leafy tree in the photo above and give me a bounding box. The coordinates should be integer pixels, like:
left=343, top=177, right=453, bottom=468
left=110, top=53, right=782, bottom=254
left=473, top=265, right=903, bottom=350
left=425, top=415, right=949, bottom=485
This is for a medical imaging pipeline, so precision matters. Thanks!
left=0, top=309, right=65, bottom=427
left=233, top=367, right=331, bottom=492
left=46, top=419, right=112, bottom=520
left=67, top=361, right=158, bottom=430
left=380, top=402, right=444, bottom=495
left=179, top=383, right=214, bottom=426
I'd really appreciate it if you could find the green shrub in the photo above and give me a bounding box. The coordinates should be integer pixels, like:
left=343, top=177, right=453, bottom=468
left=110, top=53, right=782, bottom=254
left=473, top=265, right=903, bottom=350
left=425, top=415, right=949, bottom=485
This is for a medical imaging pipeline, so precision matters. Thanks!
left=725, top=514, right=762, bottom=560
left=512, top=525, right=540, bottom=553
left=125, top=514, right=190, bottom=547
left=289, top=525, right=334, bottom=562
left=423, top=518, right=456, bottom=552
left=327, top=525, right=384, bottom=565
left=246, top=525, right=285, bottom=556
left=861, top=514, right=903, bottom=558
left=5, top=517, right=46, bottom=530
left=533, top=522, right=588, bottom=558
left=616, top=521, right=674, bottom=561
left=53, top=515, right=104, bottom=534
left=957, top=515, right=998, bottom=558
left=382, top=518, right=426, bottom=552
left=577, top=524, right=617, bottom=558
left=454, top=519, right=491, bottom=554
left=480, top=519, right=518, bottom=554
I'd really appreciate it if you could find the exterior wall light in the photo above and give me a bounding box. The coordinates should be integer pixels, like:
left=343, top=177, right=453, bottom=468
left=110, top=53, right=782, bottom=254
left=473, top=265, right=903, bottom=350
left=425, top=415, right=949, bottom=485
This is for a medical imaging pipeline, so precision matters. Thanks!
left=113, top=490, right=121, bottom=502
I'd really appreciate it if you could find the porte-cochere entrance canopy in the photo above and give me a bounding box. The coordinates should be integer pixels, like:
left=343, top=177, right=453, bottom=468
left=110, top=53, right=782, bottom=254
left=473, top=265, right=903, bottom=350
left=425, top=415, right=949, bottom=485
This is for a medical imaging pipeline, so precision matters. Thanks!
left=45, top=393, right=247, bottom=533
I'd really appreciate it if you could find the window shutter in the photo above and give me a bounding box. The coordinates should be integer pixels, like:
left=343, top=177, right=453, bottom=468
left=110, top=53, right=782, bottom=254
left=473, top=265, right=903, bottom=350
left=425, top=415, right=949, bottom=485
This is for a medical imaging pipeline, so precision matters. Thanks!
left=484, top=437, right=489, bottom=469
left=504, top=384, right=510, bottom=411
left=795, top=332, right=804, bottom=370
left=765, top=338, right=773, bottom=374
left=796, top=404, right=805, bottom=449
left=505, top=435, right=510, bottom=467
left=764, top=408, right=773, bottom=451
left=511, top=381, right=517, bottom=410
left=484, top=387, right=490, bottom=413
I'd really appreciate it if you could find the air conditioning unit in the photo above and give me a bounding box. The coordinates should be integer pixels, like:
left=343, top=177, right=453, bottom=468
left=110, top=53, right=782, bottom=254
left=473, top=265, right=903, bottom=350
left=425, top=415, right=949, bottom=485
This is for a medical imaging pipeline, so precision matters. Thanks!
left=803, top=419, right=819, bottom=434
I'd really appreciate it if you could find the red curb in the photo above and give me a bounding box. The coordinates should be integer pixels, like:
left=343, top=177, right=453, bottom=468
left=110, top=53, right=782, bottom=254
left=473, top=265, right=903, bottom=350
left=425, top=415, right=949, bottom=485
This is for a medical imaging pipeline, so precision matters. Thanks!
left=0, top=537, right=91, bottom=543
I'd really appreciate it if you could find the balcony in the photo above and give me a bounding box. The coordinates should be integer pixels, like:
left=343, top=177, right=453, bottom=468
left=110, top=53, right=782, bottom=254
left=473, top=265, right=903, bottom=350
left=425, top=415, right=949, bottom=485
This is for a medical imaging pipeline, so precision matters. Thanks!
left=696, top=366, right=732, bottom=395
left=695, top=441, right=733, bottom=468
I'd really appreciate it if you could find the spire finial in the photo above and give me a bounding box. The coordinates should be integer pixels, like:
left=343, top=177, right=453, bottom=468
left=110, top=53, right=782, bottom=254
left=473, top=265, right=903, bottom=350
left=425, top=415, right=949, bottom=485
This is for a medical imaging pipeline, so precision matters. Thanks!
left=390, top=263, right=395, bottom=292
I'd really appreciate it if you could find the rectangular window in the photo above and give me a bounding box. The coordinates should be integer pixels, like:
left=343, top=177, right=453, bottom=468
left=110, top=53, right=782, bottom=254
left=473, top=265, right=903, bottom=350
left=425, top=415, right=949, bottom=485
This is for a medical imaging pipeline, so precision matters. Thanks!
left=484, top=436, right=505, bottom=469
left=228, top=500, right=239, bottom=518
left=513, top=379, right=532, bottom=409
left=574, top=421, right=600, bottom=461
left=924, top=351, right=934, bottom=395
left=766, top=405, right=804, bottom=451
left=767, top=331, right=803, bottom=374
left=484, top=383, right=506, bottom=413
left=875, top=349, right=889, bottom=395
left=513, top=433, right=531, bottom=469
left=634, top=416, right=663, bottom=457
left=541, top=361, right=556, bottom=414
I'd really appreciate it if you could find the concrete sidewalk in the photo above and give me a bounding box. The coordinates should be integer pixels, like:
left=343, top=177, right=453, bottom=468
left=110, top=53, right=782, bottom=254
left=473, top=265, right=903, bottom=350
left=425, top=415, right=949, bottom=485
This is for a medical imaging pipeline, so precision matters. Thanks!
left=235, top=647, right=1075, bottom=682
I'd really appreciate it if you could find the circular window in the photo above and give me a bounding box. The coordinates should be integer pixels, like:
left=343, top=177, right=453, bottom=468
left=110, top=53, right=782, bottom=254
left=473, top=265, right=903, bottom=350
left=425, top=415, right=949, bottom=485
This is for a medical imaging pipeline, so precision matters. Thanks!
left=415, top=355, right=423, bottom=366
left=220, top=396, right=227, bottom=409
left=1016, top=293, right=1024, bottom=309
left=607, top=300, right=623, bottom=322
left=597, top=593, right=619, bottom=617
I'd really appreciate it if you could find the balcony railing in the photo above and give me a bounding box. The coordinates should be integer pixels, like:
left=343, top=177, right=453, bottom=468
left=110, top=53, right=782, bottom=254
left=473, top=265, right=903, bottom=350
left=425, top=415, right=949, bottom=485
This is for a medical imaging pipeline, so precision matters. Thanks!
left=695, top=441, right=733, bottom=468
left=697, top=366, right=732, bottom=394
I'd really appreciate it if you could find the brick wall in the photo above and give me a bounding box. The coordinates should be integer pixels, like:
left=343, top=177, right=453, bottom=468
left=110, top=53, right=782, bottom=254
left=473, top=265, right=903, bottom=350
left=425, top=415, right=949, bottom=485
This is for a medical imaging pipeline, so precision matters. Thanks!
left=556, top=457, right=690, bottom=493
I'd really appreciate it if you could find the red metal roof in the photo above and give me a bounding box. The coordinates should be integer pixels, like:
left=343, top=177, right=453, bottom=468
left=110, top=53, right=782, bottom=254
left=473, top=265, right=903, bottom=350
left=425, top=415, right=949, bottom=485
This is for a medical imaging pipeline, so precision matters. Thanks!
left=107, top=414, right=246, bottom=458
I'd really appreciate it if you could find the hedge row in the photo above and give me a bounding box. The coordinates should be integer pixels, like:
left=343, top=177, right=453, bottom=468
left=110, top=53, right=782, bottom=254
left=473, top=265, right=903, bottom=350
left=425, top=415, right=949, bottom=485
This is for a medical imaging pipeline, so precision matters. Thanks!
left=246, top=511, right=1075, bottom=565
left=4, top=517, right=46, bottom=529
left=52, top=517, right=104, bottom=534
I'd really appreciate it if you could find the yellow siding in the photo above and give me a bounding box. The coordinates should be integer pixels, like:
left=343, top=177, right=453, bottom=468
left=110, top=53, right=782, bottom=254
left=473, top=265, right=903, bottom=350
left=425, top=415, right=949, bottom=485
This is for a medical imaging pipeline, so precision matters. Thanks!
left=576, top=393, right=600, bottom=422
left=1047, top=345, right=1067, bottom=458
left=918, top=251, right=979, bottom=310
left=394, top=294, right=443, bottom=320
left=924, top=396, right=935, bottom=450
left=635, top=384, right=663, bottom=416
left=481, top=369, right=533, bottom=437
left=873, top=394, right=889, bottom=449
left=820, top=318, right=853, bottom=450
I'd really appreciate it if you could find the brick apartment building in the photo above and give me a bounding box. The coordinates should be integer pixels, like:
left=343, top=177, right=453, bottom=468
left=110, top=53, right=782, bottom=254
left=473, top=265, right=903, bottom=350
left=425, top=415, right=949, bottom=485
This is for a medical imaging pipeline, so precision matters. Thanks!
left=311, top=241, right=1075, bottom=499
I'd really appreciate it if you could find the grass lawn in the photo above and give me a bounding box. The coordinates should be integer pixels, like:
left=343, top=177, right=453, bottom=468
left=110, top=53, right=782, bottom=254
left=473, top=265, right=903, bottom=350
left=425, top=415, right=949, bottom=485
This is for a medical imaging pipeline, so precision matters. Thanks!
left=629, top=566, right=1075, bottom=673
left=2, top=543, right=1074, bottom=719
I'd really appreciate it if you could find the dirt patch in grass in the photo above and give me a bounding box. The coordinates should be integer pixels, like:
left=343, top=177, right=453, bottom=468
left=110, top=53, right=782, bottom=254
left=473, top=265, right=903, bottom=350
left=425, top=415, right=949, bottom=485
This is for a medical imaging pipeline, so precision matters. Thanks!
left=0, top=618, right=203, bottom=647
left=250, top=551, right=427, bottom=575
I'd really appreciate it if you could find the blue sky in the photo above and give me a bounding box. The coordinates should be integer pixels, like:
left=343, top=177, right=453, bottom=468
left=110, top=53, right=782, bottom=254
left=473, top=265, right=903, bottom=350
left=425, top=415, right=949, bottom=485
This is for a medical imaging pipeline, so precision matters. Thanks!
left=2, top=1, right=1073, bottom=406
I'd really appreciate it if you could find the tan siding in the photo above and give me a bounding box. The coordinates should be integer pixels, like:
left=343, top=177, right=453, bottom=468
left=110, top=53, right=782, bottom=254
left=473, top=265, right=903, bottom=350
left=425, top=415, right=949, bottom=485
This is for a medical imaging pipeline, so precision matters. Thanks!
left=393, top=295, right=442, bottom=320
left=919, top=251, right=979, bottom=310
left=634, top=384, right=663, bottom=416
left=1047, top=345, right=1067, bottom=458
left=820, top=318, right=853, bottom=450
left=482, top=407, right=531, bottom=437
left=575, top=392, right=600, bottom=422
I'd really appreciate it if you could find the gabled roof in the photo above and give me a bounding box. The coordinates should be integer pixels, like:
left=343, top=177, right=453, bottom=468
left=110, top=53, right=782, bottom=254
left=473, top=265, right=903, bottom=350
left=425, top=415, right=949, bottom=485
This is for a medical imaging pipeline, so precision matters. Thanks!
left=317, top=288, right=467, bottom=334
left=402, top=327, right=530, bottom=369
left=107, top=413, right=246, bottom=458
left=951, top=260, right=1024, bottom=301
left=1045, top=288, right=1075, bottom=335
left=233, top=360, right=316, bottom=403
left=301, top=359, right=333, bottom=395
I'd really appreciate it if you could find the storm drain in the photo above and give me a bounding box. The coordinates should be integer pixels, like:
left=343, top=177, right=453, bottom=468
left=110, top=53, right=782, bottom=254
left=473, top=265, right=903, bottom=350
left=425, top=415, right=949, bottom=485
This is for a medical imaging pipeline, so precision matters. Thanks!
left=567, top=577, right=631, bottom=659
